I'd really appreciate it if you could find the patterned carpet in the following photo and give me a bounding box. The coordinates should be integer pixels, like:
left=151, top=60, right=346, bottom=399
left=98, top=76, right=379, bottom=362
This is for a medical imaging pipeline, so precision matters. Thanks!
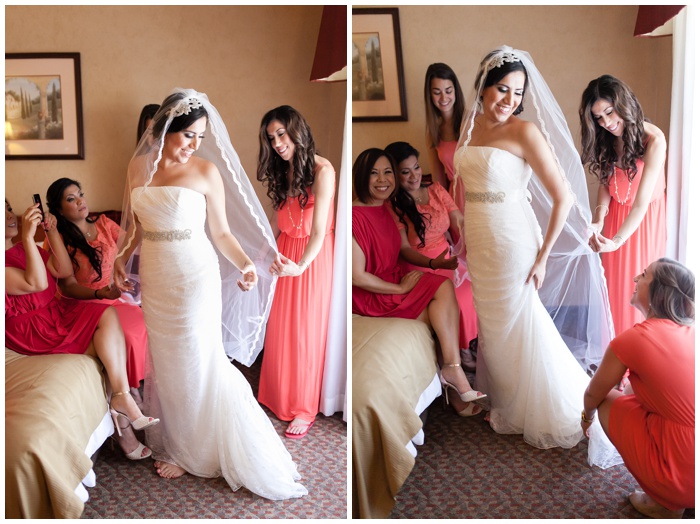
left=81, top=357, right=347, bottom=519
left=390, top=395, right=694, bottom=519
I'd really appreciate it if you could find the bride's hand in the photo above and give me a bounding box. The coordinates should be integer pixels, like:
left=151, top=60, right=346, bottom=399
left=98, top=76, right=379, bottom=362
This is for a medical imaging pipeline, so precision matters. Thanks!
left=237, top=263, right=258, bottom=292
left=526, top=256, right=547, bottom=290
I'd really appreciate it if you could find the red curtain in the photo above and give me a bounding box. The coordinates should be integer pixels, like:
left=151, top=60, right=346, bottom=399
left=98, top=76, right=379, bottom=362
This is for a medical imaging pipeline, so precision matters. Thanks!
left=634, top=5, right=685, bottom=37
left=309, top=5, right=347, bottom=82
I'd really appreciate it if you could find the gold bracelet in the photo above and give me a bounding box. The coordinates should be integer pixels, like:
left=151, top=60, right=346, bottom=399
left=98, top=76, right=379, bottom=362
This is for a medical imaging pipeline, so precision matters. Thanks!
left=581, top=410, right=595, bottom=423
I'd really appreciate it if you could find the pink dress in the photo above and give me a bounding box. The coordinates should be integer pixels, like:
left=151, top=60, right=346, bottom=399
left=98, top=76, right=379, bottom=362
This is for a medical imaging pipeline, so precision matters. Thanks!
left=608, top=319, right=694, bottom=511
left=436, top=140, right=464, bottom=212
left=602, top=158, right=666, bottom=336
left=44, top=215, right=148, bottom=388
left=352, top=204, right=447, bottom=318
left=258, top=189, right=335, bottom=423
left=5, top=243, right=109, bottom=354
left=391, top=184, right=478, bottom=346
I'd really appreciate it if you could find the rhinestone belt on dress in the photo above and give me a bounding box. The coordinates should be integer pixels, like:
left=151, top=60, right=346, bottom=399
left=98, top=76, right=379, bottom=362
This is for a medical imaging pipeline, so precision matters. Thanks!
left=464, top=189, right=532, bottom=204
left=464, top=191, right=506, bottom=203
left=142, top=229, right=192, bottom=241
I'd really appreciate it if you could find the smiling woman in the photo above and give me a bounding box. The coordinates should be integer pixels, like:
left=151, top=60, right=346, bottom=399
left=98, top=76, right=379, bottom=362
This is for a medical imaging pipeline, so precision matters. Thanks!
left=255, top=105, right=337, bottom=440
left=351, top=147, right=486, bottom=412
left=580, top=75, right=668, bottom=346
left=112, top=88, right=306, bottom=499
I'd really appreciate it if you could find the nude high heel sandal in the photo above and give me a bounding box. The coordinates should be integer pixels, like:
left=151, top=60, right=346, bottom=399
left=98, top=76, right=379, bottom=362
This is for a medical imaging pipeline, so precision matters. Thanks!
left=110, top=390, right=160, bottom=431
left=440, top=363, right=487, bottom=404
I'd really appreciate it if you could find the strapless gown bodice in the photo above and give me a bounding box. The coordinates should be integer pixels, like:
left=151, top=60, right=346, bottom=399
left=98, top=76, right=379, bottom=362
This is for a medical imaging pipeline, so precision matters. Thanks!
left=131, top=184, right=307, bottom=500
left=453, top=145, right=621, bottom=468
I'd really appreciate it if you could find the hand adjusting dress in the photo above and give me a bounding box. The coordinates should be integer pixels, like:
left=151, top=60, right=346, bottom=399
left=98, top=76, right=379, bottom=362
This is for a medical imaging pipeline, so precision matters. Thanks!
left=454, top=47, right=620, bottom=468
left=457, top=147, right=596, bottom=447
left=118, top=88, right=306, bottom=500
left=133, top=185, right=306, bottom=500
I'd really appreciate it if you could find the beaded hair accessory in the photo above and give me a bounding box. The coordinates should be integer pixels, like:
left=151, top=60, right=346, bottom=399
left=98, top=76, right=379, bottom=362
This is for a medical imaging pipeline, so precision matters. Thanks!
left=486, top=50, right=521, bottom=72
left=167, top=97, right=203, bottom=118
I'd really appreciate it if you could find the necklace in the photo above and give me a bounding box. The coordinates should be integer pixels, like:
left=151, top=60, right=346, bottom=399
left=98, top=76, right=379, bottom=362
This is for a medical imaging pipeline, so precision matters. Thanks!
left=287, top=198, right=304, bottom=230
left=412, top=188, right=428, bottom=205
left=82, top=222, right=95, bottom=240
left=612, top=170, right=632, bottom=205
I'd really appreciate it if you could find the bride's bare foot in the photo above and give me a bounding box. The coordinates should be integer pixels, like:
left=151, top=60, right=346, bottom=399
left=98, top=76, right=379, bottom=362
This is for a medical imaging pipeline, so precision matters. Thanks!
left=154, top=460, right=186, bottom=479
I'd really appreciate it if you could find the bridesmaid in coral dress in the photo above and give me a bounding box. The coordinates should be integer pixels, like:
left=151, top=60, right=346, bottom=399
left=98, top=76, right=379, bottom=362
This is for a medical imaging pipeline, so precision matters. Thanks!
left=424, top=63, right=467, bottom=214
left=352, top=148, right=486, bottom=417
left=582, top=258, right=694, bottom=518
left=257, top=106, right=336, bottom=439
left=45, top=178, right=148, bottom=405
left=384, top=141, right=478, bottom=372
left=580, top=75, right=667, bottom=349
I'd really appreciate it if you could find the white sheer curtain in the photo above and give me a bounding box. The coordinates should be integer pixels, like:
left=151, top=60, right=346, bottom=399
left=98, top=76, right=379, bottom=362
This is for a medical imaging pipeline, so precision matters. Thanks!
left=320, top=114, right=348, bottom=421
left=665, top=5, right=697, bottom=276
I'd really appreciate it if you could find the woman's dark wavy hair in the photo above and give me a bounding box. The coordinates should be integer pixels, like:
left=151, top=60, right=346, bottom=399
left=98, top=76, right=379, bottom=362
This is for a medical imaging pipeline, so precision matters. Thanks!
left=137, top=103, right=160, bottom=144
left=649, top=258, right=695, bottom=326
left=46, top=178, right=103, bottom=283
left=579, top=75, right=646, bottom=185
left=352, top=148, right=397, bottom=204
left=424, top=63, right=466, bottom=148
left=151, top=92, right=209, bottom=140
left=477, top=51, right=529, bottom=116
left=384, top=141, right=430, bottom=248
left=257, top=105, right=316, bottom=210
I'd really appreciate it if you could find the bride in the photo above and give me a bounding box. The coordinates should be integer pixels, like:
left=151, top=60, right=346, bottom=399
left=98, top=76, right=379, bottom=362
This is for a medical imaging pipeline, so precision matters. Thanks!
left=454, top=46, right=621, bottom=468
left=114, top=88, right=307, bottom=500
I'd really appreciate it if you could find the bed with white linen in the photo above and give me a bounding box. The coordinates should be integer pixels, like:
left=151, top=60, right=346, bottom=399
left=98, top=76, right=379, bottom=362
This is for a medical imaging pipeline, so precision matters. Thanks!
left=351, top=315, right=442, bottom=519
left=5, top=348, right=113, bottom=518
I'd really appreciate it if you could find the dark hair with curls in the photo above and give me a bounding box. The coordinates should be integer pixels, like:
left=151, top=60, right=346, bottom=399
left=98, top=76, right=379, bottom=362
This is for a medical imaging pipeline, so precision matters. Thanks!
left=648, top=258, right=695, bottom=326
left=352, top=148, right=397, bottom=205
left=137, top=103, right=160, bottom=144
left=424, top=63, right=466, bottom=148
left=151, top=92, right=209, bottom=140
left=579, top=75, right=647, bottom=185
left=46, top=177, right=103, bottom=283
left=477, top=50, right=529, bottom=116
left=384, top=141, right=429, bottom=248
left=257, top=106, right=316, bottom=211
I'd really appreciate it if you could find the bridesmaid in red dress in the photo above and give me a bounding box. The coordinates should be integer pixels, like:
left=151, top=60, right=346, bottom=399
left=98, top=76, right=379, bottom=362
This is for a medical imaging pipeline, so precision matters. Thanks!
left=424, top=63, right=467, bottom=214
left=352, top=148, right=485, bottom=416
left=256, top=106, right=336, bottom=439
left=582, top=258, right=694, bottom=518
left=5, top=199, right=158, bottom=458
left=45, top=177, right=148, bottom=409
left=384, top=141, right=479, bottom=373
left=580, top=75, right=667, bottom=346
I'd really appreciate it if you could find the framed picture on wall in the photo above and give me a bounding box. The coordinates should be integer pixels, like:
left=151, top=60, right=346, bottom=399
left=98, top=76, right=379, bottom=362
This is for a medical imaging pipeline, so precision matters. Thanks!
left=352, top=8, right=408, bottom=122
left=5, top=52, right=85, bottom=160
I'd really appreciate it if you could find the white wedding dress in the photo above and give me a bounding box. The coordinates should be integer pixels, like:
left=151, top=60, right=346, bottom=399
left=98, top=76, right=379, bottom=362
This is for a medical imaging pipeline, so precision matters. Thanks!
left=455, top=146, right=621, bottom=468
left=132, top=185, right=307, bottom=500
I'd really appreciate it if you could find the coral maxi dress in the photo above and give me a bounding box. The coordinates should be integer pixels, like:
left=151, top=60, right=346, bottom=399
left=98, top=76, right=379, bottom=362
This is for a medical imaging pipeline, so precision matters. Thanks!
left=390, top=183, right=478, bottom=346
left=602, top=158, right=666, bottom=336
left=258, top=185, right=335, bottom=423
left=45, top=214, right=148, bottom=389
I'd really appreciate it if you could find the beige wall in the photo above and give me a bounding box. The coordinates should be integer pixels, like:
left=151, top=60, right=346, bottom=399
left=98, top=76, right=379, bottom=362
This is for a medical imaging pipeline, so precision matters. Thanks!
left=352, top=5, right=673, bottom=206
left=5, top=5, right=346, bottom=222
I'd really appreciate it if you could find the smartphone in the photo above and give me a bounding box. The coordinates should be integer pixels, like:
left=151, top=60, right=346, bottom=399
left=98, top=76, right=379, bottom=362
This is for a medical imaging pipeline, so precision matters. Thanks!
left=32, top=193, right=45, bottom=221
